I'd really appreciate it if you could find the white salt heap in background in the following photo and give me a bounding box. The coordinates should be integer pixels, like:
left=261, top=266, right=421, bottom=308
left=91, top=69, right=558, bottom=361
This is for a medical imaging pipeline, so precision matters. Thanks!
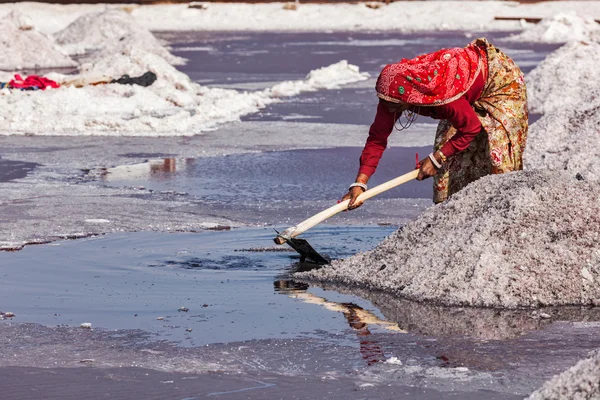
left=298, top=170, right=600, bottom=309
left=0, top=10, right=368, bottom=135
left=524, top=39, right=600, bottom=180
left=0, top=10, right=76, bottom=71
left=525, top=99, right=600, bottom=181
left=526, top=41, right=600, bottom=114
left=54, top=9, right=186, bottom=66
left=506, top=12, right=600, bottom=43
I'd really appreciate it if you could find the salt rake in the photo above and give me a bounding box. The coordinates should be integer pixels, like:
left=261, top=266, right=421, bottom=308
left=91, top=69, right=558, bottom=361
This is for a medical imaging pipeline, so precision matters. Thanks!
left=274, top=169, right=419, bottom=264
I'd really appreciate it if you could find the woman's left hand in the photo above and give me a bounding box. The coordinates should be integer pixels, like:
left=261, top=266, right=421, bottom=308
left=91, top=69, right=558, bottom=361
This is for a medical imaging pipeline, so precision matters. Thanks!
left=417, top=157, right=438, bottom=180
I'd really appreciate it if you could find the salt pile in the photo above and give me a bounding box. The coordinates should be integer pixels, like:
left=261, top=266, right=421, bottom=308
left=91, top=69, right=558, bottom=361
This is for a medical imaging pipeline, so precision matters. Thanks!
left=54, top=9, right=186, bottom=66
left=506, top=12, right=600, bottom=43
left=524, top=39, right=600, bottom=179
left=527, top=350, right=600, bottom=399
left=524, top=99, right=600, bottom=181
left=0, top=51, right=366, bottom=135
left=0, top=10, right=368, bottom=135
left=0, top=11, right=76, bottom=71
left=298, top=170, right=600, bottom=309
left=526, top=41, right=600, bottom=114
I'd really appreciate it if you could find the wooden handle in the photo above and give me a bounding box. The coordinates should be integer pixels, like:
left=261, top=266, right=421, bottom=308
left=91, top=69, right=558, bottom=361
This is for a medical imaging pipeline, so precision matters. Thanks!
left=277, top=169, right=418, bottom=241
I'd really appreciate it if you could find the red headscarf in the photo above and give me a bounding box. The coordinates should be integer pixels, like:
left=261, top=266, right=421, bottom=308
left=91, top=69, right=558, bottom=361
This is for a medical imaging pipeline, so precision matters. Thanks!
left=376, top=43, right=486, bottom=106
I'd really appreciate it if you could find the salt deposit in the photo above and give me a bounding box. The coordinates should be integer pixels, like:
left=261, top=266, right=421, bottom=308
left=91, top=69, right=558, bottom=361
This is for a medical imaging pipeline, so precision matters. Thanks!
left=1, top=2, right=600, bottom=35
left=298, top=170, right=600, bottom=309
left=0, top=11, right=76, bottom=71
left=0, top=55, right=368, bottom=135
left=527, top=350, right=600, bottom=399
left=129, top=2, right=600, bottom=34
left=527, top=41, right=600, bottom=114
left=54, top=9, right=186, bottom=66
left=524, top=98, right=600, bottom=181
left=506, top=12, right=600, bottom=43
left=0, top=8, right=367, bottom=136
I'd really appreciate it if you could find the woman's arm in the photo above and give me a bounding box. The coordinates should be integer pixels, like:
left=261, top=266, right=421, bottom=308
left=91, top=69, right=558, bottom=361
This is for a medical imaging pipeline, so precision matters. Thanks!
left=344, top=101, right=395, bottom=209
left=416, top=97, right=483, bottom=181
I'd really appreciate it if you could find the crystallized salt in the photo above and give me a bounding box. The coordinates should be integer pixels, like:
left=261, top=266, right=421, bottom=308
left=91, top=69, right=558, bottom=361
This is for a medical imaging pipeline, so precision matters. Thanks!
left=527, top=350, right=600, bottom=399
left=0, top=52, right=368, bottom=135
left=54, top=9, right=186, bottom=66
left=506, top=12, right=600, bottom=43
left=526, top=41, right=600, bottom=114
left=297, top=170, right=600, bottom=309
left=524, top=98, right=600, bottom=181
left=0, top=11, right=76, bottom=71
left=269, top=61, right=369, bottom=97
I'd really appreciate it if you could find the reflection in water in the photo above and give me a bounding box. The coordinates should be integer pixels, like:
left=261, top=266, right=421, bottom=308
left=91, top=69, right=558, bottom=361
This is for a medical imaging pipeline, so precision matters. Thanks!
left=274, top=279, right=404, bottom=366
left=101, top=157, right=195, bottom=181
left=309, top=283, right=600, bottom=340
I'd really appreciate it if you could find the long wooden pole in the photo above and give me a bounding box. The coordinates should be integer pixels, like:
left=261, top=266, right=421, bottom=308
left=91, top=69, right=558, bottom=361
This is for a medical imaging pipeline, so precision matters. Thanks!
left=274, top=169, right=419, bottom=244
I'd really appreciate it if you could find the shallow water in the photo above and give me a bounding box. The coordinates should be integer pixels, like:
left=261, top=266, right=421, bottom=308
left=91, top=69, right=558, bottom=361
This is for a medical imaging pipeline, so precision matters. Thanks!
left=167, top=31, right=560, bottom=125
left=0, top=158, right=38, bottom=182
left=2, top=227, right=600, bottom=398
left=0, top=226, right=398, bottom=345
left=102, top=147, right=432, bottom=202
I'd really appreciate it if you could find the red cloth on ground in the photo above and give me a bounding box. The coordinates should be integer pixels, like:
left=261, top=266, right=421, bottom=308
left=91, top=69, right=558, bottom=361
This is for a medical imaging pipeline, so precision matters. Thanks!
left=8, top=74, right=60, bottom=90
left=359, top=68, right=485, bottom=177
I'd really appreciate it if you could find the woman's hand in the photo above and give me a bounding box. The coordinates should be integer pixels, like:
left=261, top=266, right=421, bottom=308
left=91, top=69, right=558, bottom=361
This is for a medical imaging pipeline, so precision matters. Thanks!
left=342, top=186, right=366, bottom=210
left=417, top=157, right=438, bottom=180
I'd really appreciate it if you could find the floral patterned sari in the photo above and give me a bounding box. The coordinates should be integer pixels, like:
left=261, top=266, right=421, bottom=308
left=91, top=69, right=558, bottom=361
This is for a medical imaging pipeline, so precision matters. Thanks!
left=433, top=38, right=529, bottom=203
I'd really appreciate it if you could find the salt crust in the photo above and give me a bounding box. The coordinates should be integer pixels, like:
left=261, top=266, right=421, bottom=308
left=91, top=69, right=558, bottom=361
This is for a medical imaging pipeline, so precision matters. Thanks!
left=506, top=12, right=600, bottom=43
left=524, top=98, right=600, bottom=181
left=527, top=350, right=600, bottom=399
left=298, top=170, right=600, bottom=308
left=1, top=2, right=600, bottom=36
left=0, top=10, right=368, bottom=136
left=54, top=9, right=186, bottom=66
left=526, top=41, right=600, bottom=114
left=0, top=11, right=76, bottom=71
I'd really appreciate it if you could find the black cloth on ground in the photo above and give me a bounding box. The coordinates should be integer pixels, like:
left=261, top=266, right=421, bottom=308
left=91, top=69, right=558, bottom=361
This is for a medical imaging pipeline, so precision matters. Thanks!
left=111, top=72, right=157, bottom=87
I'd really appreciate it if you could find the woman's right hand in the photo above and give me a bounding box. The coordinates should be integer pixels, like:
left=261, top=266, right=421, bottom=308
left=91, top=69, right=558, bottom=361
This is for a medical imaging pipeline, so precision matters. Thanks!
left=342, top=186, right=366, bottom=210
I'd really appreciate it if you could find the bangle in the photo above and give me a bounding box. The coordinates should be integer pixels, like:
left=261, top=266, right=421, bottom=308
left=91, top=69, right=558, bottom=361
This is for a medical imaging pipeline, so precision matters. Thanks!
left=349, top=182, right=368, bottom=192
left=428, top=153, right=442, bottom=169
left=436, top=150, right=447, bottom=163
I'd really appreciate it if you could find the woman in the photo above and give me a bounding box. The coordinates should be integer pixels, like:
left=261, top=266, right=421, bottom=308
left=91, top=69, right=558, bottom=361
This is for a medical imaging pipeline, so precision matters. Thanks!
left=343, top=38, right=528, bottom=208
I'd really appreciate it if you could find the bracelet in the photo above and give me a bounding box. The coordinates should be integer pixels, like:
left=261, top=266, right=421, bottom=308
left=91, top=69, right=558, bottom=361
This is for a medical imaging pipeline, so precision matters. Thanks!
left=349, top=182, right=368, bottom=192
left=428, top=152, right=442, bottom=169
left=437, top=150, right=447, bottom=163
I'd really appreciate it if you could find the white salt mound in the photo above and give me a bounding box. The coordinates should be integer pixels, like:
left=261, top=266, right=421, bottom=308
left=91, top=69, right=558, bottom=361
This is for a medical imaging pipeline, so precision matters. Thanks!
left=507, top=12, right=600, bottom=43
left=0, top=11, right=76, bottom=71
left=269, top=60, right=368, bottom=97
left=54, top=9, right=186, bottom=66
left=297, top=170, right=600, bottom=309
left=524, top=98, right=600, bottom=181
left=0, top=55, right=367, bottom=135
left=527, top=41, right=600, bottom=114
left=527, top=350, right=600, bottom=399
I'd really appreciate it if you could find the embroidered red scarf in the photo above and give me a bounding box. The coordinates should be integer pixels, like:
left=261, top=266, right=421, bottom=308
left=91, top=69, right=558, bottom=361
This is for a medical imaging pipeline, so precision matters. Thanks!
left=376, top=44, right=486, bottom=106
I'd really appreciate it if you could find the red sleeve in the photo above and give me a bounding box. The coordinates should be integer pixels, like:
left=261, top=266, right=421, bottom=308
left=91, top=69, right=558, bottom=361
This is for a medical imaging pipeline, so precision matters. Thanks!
left=358, top=102, right=396, bottom=177
left=436, top=98, right=483, bottom=158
